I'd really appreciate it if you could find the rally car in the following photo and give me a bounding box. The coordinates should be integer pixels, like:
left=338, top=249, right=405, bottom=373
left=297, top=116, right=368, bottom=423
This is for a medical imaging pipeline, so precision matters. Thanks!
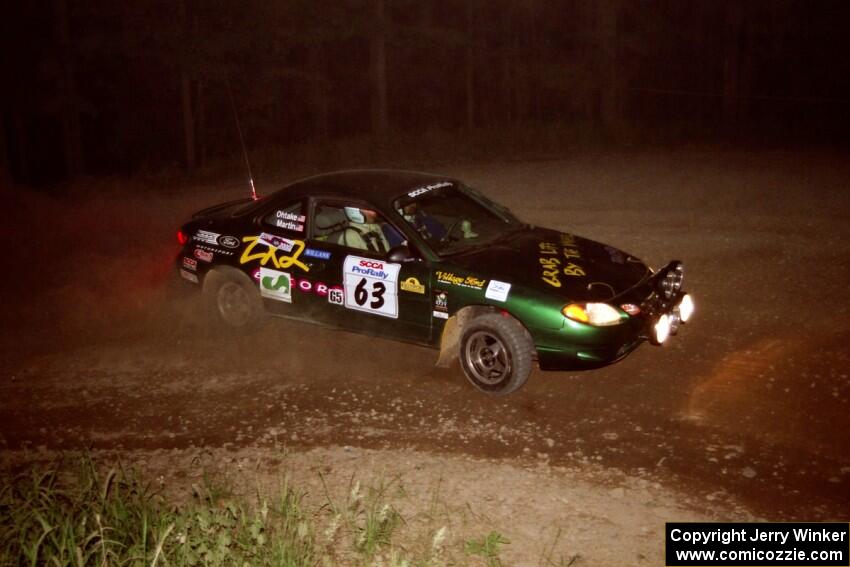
left=176, top=170, right=693, bottom=395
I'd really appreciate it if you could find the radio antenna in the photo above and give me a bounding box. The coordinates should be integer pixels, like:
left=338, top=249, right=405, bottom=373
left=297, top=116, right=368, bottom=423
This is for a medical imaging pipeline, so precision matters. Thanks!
left=226, top=79, right=258, bottom=200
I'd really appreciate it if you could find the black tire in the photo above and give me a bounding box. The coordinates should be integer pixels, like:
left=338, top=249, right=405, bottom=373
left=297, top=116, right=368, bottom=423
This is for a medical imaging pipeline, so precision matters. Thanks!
left=459, top=313, right=534, bottom=395
left=203, top=268, right=264, bottom=331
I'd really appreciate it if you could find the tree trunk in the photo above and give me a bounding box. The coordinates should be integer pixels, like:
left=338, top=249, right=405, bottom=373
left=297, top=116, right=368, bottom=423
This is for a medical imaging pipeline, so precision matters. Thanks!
left=55, top=0, right=83, bottom=178
left=465, top=0, right=475, bottom=131
left=370, top=0, right=389, bottom=137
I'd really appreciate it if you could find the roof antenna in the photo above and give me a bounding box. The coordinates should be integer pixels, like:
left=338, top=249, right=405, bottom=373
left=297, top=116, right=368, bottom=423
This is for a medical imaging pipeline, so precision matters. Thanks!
left=226, top=78, right=258, bottom=200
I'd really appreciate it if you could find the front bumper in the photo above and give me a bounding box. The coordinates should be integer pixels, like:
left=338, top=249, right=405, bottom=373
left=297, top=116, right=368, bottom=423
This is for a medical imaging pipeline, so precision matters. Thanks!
left=535, top=261, right=694, bottom=371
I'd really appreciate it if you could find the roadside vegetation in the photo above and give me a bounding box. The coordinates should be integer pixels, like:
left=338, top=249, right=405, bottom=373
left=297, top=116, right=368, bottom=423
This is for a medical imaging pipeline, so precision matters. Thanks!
left=0, top=455, right=551, bottom=566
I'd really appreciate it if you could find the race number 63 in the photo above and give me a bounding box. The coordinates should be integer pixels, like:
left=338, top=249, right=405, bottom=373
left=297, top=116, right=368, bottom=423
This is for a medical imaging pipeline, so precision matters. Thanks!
left=343, top=255, right=401, bottom=318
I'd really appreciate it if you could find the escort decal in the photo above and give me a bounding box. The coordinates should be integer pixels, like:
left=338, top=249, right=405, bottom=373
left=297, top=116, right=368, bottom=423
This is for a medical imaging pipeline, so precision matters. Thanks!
left=400, top=276, right=426, bottom=294
left=259, top=268, right=292, bottom=303
left=343, top=255, right=401, bottom=318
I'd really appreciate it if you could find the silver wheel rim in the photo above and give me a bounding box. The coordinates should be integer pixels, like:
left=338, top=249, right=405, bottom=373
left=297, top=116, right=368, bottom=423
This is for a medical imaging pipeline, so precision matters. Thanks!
left=464, top=330, right=511, bottom=385
left=217, top=282, right=252, bottom=327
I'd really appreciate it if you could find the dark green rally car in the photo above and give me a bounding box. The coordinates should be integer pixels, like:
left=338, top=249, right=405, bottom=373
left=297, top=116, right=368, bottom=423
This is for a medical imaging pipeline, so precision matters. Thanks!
left=176, top=170, right=694, bottom=395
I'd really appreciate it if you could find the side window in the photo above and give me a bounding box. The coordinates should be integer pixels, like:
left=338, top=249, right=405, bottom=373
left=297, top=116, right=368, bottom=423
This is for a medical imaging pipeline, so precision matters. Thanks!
left=312, top=202, right=404, bottom=255
left=262, top=201, right=306, bottom=235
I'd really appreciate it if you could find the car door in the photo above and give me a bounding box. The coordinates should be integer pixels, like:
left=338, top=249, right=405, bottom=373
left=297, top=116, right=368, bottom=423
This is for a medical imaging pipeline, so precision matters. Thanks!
left=304, top=199, right=434, bottom=344
left=239, top=198, right=314, bottom=320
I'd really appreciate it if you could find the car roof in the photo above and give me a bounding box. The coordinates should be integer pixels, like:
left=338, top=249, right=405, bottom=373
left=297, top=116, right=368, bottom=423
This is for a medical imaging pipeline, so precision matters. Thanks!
left=277, top=169, right=459, bottom=205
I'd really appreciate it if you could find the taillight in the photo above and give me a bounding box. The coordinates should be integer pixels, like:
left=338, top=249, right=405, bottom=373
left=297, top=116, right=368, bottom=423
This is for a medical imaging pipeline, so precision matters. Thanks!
left=177, top=230, right=188, bottom=245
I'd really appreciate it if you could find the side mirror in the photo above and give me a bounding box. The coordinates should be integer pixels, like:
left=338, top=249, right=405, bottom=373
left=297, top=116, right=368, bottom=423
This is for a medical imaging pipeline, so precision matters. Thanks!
left=387, top=244, right=416, bottom=263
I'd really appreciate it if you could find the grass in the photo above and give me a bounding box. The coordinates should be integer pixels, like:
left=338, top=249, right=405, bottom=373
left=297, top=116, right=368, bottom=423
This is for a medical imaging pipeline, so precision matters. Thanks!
left=0, top=455, right=524, bottom=566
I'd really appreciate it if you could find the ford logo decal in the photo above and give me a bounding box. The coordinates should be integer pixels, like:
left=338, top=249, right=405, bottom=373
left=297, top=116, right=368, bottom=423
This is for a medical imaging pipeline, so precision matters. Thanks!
left=219, top=235, right=240, bottom=249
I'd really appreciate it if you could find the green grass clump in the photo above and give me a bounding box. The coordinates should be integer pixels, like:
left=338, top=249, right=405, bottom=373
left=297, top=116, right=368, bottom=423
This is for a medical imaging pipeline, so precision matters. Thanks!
left=0, top=457, right=315, bottom=566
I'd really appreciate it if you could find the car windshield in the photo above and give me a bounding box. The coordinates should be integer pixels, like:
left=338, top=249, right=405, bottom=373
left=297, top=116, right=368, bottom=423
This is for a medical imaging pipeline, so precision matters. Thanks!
left=393, top=183, right=523, bottom=256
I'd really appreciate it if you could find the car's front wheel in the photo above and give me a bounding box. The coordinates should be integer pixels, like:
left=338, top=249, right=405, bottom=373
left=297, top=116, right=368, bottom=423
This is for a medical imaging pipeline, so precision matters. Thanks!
left=203, top=268, right=264, bottom=330
left=459, top=313, right=533, bottom=395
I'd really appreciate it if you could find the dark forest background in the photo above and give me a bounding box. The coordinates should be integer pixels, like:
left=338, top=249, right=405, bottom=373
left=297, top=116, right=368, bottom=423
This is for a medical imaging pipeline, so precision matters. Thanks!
left=2, top=0, right=849, bottom=187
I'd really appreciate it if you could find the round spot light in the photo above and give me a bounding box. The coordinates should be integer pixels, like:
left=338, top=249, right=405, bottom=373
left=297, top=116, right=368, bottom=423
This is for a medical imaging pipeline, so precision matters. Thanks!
left=652, top=314, right=671, bottom=345
left=678, top=293, right=694, bottom=323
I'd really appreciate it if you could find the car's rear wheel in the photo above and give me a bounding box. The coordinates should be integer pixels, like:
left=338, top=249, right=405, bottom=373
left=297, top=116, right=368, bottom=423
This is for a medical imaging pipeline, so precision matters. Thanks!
left=203, top=268, right=264, bottom=330
left=459, top=313, right=533, bottom=395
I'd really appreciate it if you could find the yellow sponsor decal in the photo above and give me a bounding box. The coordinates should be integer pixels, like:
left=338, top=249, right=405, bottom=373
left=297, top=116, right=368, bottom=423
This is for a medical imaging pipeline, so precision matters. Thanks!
left=400, top=276, right=425, bottom=294
left=539, top=240, right=585, bottom=288
left=239, top=236, right=309, bottom=272
left=435, top=271, right=485, bottom=290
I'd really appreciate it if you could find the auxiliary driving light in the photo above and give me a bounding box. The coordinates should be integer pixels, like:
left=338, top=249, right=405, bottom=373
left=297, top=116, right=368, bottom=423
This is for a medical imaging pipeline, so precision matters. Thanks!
left=678, top=293, right=694, bottom=323
left=652, top=314, right=671, bottom=345
left=658, top=261, right=684, bottom=299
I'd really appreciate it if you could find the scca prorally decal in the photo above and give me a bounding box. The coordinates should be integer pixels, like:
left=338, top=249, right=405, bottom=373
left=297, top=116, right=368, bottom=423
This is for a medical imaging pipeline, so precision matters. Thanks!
left=194, top=230, right=220, bottom=245
left=239, top=235, right=309, bottom=272
left=485, top=279, right=511, bottom=302
left=303, top=248, right=332, bottom=260
left=219, top=235, right=240, bottom=249
left=182, top=257, right=197, bottom=271
left=180, top=269, right=199, bottom=283
left=343, top=255, right=401, bottom=318
left=259, top=267, right=292, bottom=303
left=400, top=277, right=425, bottom=294
left=259, top=232, right=295, bottom=252
left=408, top=181, right=452, bottom=199
left=193, top=248, right=213, bottom=262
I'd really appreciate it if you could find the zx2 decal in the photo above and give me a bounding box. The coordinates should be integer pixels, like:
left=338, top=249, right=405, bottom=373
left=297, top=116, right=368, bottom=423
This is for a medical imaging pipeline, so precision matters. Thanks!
left=240, top=236, right=309, bottom=272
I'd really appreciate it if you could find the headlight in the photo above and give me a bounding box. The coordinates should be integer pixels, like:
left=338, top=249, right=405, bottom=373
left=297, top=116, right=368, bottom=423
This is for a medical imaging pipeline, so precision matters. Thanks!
left=652, top=314, right=671, bottom=345
left=677, top=293, right=694, bottom=323
left=562, top=303, right=624, bottom=326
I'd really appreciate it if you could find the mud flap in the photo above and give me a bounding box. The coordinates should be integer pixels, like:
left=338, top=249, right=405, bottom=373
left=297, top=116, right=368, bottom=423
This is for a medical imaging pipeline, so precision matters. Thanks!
left=435, top=315, right=461, bottom=368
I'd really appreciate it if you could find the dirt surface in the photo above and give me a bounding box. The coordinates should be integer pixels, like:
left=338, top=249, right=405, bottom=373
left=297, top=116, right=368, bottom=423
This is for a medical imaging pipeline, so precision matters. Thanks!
left=1, top=149, right=849, bottom=563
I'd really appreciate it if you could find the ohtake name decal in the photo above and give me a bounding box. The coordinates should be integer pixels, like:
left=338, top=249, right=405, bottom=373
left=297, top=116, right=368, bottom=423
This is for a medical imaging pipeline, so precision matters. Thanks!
left=240, top=235, right=309, bottom=272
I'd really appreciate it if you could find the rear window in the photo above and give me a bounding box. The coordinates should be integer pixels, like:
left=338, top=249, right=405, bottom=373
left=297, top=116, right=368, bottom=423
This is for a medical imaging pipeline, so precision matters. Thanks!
left=262, top=201, right=306, bottom=234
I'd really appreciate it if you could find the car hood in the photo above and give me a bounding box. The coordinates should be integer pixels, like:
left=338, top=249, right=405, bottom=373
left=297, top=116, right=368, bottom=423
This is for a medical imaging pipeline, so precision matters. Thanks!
left=446, top=226, right=650, bottom=301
